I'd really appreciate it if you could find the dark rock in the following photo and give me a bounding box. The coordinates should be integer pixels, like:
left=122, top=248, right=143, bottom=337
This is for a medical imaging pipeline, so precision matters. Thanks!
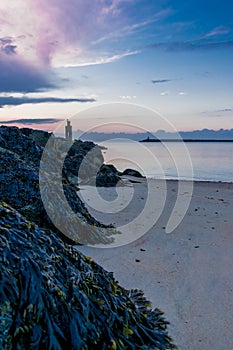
left=96, top=173, right=122, bottom=187
left=0, top=126, right=113, bottom=244
left=83, top=165, right=144, bottom=187
left=0, top=203, right=175, bottom=350
left=95, top=164, right=122, bottom=187
left=0, top=126, right=42, bottom=166
left=129, top=179, right=141, bottom=184
left=98, top=164, right=120, bottom=175
left=80, top=164, right=123, bottom=187
left=96, top=164, right=123, bottom=187
left=80, top=173, right=123, bottom=187
left=21, top=128, right=51, bottom=147
left=64, top=139, right=104, bottom=180
left=0, top=148, right=39, bottom=217
left=122, top=168, right=144, bottom=178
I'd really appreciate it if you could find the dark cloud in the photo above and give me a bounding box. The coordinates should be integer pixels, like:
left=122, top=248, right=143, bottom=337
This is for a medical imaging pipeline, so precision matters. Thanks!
left=0, top=35, right=57, bottom=93
left=149, top=40, right=233, bottom=52
left=0, top=96, right=96, bottom=108
left=218, top=108, right=233, bottom=112
left=0, top=53, right=56, bottom=93
left=152, top=79, right=172, bottom=84
left=202, top=108, right=233, bottom=117
left=0, top=118, right=63, bottom=125
left=0, top=37, right=17, bottom=55
left=2, top=45, right=17, bottom=55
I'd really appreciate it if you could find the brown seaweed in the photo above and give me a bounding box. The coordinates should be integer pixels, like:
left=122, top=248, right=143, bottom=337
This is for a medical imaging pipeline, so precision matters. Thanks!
left=0, top=203, right=176, bottom=349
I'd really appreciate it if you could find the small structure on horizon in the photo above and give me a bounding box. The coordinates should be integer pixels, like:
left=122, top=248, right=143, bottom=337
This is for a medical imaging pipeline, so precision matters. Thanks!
left=65, top=119, right=72, bottom=141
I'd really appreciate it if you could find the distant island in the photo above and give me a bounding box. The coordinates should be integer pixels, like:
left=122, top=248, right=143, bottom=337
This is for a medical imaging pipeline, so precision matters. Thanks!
left=139, top=137, right=233, bottom=143
left=75, top=128, right=233, bottom=142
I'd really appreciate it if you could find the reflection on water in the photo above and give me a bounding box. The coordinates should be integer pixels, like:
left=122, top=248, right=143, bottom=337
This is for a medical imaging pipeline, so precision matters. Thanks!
left=101, top=140, right=233, bottom=183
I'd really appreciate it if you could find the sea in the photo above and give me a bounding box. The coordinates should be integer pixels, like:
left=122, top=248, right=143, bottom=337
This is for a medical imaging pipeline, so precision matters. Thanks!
left=100, top=140, right=233, bottom=183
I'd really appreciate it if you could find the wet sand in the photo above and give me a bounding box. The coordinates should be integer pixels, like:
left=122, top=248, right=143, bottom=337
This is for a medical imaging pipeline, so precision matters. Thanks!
left=78, top=179, right=233, bottom=350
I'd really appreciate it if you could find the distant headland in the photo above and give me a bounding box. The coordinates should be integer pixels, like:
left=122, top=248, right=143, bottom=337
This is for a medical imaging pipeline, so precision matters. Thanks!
left=139, top=136, right=233, bottom=143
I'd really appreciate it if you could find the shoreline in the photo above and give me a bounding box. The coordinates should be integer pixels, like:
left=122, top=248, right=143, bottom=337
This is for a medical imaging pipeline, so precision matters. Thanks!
left=146, top=176, right=233, bottom=185
left=78, top=178, right=233, bottom=350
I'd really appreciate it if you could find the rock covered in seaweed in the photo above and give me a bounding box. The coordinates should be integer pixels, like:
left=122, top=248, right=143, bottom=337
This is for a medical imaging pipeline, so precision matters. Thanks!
left=122, top=168, right=145, bottom=178
left=0, top=202, right=176, bottom=350
left=80, top=164, right=123, bottom=187
left=21, top=127, right=52, bottom=147
left=0, top=126, right=113, bottom=244
left=65, top=139, right=104, bottom=180
left=0, top=126, right=43, bottom=167
left=96, top=164, right=122, bottom=187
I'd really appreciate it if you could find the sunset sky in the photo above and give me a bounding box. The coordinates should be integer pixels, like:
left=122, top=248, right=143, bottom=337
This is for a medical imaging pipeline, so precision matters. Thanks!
left=0, top=0, right=233, bottom=132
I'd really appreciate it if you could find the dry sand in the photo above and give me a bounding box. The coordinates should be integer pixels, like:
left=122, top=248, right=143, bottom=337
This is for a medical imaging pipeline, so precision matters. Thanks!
left=78, top=178, right=233, bottom=350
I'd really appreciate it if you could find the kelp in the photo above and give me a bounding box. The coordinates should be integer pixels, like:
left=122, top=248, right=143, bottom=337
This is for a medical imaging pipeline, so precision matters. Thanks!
left=0, top=203, right=176, bottom=349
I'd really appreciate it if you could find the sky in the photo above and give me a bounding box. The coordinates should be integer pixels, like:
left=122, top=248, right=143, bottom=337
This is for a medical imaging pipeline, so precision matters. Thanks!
left=0, top=0, right=233, bottom=132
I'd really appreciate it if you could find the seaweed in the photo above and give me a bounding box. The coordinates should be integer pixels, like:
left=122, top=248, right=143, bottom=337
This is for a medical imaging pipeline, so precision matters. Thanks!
left=0, top=203, right=176, bottom=349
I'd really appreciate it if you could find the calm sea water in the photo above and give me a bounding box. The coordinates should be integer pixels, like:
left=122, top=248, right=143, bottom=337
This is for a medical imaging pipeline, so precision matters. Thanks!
left=101, top=140, right=233, bottom=183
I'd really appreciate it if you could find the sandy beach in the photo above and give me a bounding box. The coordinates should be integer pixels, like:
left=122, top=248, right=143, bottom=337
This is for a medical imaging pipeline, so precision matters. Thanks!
left=78, top=178, right=233, bottom=350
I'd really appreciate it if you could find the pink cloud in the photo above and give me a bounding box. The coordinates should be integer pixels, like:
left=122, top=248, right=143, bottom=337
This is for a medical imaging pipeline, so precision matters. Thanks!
left=204, top=26, right=230, bottom=38
left=0, top=1, right=132, bottom=91
left=0, top=0, right=149, bottom=70
left=0, top=0, right=140, bottom=92
left=30, top=0, right=133, bottom=66
left=0, top=0, right=145, bottom=68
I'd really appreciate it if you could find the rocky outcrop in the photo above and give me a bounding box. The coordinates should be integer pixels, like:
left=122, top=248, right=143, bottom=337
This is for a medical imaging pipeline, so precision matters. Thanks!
left=0, top=202, right=175, bottom=350
left=0, top=126, right=112, bottom=244
left=80, top=164, right=123, bottom=187
left=122, top=168, right=145, bottom=178
left=96, top=164, right=122, bottom=187
left=0, top=126, right=42, bottom=166
left=21, top=127, right=51, bottom=147
left=64, top=139, right=104, bottom=180
left=94, top=165, right=144, bottom=186
left=0, top=126, right=175, bottom=349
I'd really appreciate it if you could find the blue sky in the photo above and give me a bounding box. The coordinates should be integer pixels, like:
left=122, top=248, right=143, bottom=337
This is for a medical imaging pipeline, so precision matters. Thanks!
left=0, top=0, right=232, bottom=132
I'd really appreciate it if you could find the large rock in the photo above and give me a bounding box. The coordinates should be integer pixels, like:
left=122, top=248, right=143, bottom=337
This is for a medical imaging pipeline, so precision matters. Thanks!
left=0, top=126, right=42, bottom=166
left=0, top=126, right=144, bottom=241
left=0, top=127, right=112, bottom=245
left=80, top=164, right=123, bottom=187
left=0, top=202, right=175, bottom=350
left=98, top=164, right=120, bottom=175
left=122, top=168, right=145, bottom=178
left=64, top=139, right=104, bottom=180
left=21, top=127, right=51, bottom=147
left=95, top=164, right=122, bottom=187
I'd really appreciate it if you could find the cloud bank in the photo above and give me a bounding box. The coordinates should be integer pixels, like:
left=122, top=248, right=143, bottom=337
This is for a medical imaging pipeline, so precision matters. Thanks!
left=0, top=118, right=62, bottom=125
left=0, top=96, right=95, bottom=108
left=152, top=79, right=173, bottom=84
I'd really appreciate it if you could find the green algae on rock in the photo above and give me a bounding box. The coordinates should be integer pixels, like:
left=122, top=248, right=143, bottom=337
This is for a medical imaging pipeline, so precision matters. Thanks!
left=0, top=203, right=176, bottom=350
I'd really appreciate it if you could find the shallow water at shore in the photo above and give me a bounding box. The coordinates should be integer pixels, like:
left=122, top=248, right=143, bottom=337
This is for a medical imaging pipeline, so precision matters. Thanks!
left=100, top=140, right=233, bottom=183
